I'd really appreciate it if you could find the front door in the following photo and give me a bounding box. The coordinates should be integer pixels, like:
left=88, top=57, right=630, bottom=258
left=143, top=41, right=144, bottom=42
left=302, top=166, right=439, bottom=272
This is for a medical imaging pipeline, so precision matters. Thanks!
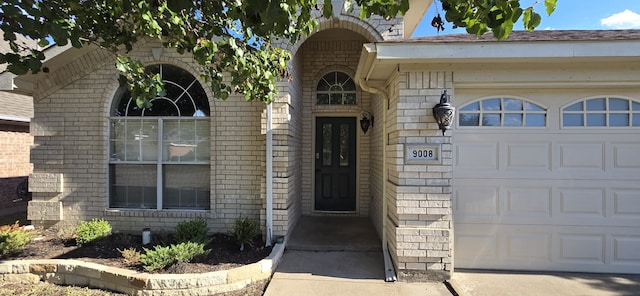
left=315, top=117, right=357, bottom=211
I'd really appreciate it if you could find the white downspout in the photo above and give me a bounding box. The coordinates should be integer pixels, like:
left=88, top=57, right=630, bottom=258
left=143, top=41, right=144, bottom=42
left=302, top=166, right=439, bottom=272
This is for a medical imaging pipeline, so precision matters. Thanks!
left=359, top=78, right=395, bottom=282
left=266, top=103, right=273, bottom=247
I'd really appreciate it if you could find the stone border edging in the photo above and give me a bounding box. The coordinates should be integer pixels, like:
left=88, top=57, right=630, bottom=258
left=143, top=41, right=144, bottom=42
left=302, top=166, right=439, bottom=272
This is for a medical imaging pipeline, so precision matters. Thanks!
left=0, top=242, right=285, bottom=296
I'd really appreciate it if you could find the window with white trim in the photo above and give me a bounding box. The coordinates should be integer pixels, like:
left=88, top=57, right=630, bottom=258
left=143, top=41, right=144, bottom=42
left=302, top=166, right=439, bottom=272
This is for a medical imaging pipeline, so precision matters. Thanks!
left=109, top=64, right=210, bottom=209
left=316, top=71, right=356, bottom=105
left=459, top=97, right=547, bottom=127
left=562, top=97, right=640, bottom=127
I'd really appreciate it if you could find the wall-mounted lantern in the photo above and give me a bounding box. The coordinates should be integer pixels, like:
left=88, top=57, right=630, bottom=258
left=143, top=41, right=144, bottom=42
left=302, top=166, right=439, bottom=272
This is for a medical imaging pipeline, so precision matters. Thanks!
left=360, top=111, right=374, bottom=134
left=432, top=90, right=456, bottom=136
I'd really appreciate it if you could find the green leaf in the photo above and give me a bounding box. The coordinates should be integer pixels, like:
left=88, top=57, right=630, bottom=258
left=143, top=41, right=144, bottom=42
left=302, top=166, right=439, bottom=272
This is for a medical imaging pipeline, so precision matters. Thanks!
left=544, top=0, right=557, bottom=15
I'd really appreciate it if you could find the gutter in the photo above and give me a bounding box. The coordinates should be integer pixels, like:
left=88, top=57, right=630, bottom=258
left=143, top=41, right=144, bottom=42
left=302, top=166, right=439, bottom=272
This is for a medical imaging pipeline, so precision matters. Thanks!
left=356, top=43, right=396, bottom=282
left=265, top=103, right=273, bottom=247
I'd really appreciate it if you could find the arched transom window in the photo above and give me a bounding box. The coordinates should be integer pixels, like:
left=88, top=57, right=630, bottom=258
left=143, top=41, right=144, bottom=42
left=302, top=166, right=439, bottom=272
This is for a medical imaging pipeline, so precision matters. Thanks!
left=562, top=97, right=640, bottom=127
left=316, top=71, right=356, bottom=105
left=109, top=64, right=210, bottom=210
left=459, top=97, right=547, bottom=127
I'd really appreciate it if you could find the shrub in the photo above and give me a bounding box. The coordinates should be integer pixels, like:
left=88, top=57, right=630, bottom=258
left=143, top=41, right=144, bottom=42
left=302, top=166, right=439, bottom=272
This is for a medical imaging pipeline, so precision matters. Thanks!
left=140, top=242, right=209, bottom=271
left=175, top=217, right=209, bottom=244
left=233, top=217, right=261, bottom=251
left=75, top=218, right=111, bottom=245
left=0, top=221, right=35, bottom=256
left=118, top=247, right=141, bottom=265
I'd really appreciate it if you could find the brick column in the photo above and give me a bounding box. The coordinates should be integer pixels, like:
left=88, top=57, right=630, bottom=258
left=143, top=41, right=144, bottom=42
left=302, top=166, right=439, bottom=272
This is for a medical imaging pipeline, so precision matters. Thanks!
left=388, top=71, right=454, bottom=281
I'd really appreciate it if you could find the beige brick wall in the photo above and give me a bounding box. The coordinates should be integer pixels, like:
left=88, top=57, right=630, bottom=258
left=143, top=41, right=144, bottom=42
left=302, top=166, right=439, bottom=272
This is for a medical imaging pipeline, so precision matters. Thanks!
left=385, top=71, right=454, bottom=280
left=0, top=125, right=32, bottom=178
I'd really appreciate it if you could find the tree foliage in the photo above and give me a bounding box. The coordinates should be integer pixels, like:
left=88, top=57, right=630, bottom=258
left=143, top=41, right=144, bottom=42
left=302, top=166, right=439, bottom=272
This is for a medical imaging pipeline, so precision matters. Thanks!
left=0, top=0, right=555, bottom=107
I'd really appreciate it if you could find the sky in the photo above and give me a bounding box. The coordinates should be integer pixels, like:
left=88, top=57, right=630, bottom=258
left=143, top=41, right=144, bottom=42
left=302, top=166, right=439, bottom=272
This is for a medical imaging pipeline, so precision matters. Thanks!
left=413, top=0, right=640, bottom=37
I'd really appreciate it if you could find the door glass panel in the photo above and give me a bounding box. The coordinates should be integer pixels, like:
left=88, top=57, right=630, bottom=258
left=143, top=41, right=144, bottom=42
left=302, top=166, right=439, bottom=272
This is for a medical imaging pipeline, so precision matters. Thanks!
left=482, top=98, right=501, bottom=111
left=633, top=101, right=640, bottom=111
left=565, top=102, right=583, bottom=111
left=525, top=102, right=545, bottom=111
left=482, top=114, right=501, bottom=126
left=322, top=123, right=332, bottom=167
left=610, top=114, right=629, bottom=126
left=563, top=114, right=583, bottom=126
left=525, top=114, right=546, bottom=127
left=587, top=113, right=606, bottom=126
left=504, top=99, right=523, bottom=111
left=459, top=113, right=479, bottom=126
left=339, top=124, right=349, bottom=167
left=609, top=98, right=629, bottom=111
left=460, top=102, right=479, bottom=111
left=633, top=114, right=640, bottom=126
left=504, top=114, right=523, bottom=126
left=586, top=98, right=606, bottom=111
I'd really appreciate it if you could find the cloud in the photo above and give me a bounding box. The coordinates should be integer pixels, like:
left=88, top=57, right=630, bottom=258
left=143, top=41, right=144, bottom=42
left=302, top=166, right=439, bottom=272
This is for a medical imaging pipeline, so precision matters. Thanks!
left=601, top=9, right=640, bottom=29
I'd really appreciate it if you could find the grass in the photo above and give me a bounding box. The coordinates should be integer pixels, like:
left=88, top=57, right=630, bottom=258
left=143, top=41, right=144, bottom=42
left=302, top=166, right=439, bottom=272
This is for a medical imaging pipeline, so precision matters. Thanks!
left=0, top=282, right=126, bottom=296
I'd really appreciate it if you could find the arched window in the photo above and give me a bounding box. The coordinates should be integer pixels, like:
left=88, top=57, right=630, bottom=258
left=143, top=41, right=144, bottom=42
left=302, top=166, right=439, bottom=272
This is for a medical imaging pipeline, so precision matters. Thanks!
left=459, top=97, right=547, bottom=127
left=562, top=97, right=640, bottom=127
left=109, top=64, right=210, bottom=210
left=316, top=71, right=356, bottom=105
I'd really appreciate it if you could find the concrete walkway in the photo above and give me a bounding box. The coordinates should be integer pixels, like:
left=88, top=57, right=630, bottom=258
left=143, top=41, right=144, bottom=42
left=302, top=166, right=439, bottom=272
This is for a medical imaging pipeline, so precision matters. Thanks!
left=264, top=250, right=452, bottom=296
left=451, top=270, right=640, bottom=296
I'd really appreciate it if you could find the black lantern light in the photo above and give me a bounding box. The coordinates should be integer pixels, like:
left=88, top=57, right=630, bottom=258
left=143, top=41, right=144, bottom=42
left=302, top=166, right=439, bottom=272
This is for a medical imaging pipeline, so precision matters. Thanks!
left=360, top=111, right=374, bottom=134
left=432, top=90, right=456, bottom=136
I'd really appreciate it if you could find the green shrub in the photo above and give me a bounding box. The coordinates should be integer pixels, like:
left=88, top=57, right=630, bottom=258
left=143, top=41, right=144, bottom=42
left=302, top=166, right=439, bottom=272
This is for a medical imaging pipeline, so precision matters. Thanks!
left=140, top=245, right=174, bottom=272
left=140, top=242, right=209, bottom=271
left=75, top=218, right=111, bottom=245
left=0, top=222, right=35, bottom=256
left=233, top=217, right=261, bottom=251
left=175, top=217, right=209, bottom=244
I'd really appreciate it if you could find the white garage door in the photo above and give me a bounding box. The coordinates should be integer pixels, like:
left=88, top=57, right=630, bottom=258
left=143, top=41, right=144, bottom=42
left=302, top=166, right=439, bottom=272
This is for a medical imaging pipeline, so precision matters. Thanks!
left=453, top=96, right=640, bottom=274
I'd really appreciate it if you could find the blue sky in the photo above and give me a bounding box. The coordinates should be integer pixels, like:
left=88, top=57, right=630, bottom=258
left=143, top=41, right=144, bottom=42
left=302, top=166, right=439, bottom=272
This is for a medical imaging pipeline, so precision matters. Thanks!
left=413, top=0, right=640, bottom=37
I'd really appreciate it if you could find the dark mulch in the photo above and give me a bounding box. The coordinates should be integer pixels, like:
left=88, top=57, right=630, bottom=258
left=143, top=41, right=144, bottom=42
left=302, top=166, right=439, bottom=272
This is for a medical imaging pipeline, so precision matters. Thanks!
left=5, top=228, right=272, bottom=274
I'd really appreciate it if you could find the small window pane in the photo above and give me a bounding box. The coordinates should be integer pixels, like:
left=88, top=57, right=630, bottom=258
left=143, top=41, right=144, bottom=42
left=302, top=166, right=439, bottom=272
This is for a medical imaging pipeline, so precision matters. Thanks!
left=633, top=101, right=640, bottom=111
left=504, top=114, right=523, bottom=126
left=563, top=114, right=583, bottom=126
left=633, top=114, right=640, bottom=126
left=586, top=113, right=606, bottom=126
left=609, top=98, right=629, bottom=111
left=145, top=98, right=179, bottom=116
left=525, top=114, right=546, bottom=127
left=586, top=98, right=606, bottom=111
left=460, top=102, right=480, bottom=111
left=163, top=164, right=210, bottom=209
left=565, top=102, right=583, bottom=111
left=525, top=102, right=545, bottom=111
left=482, top=98, right=501, bottom=111
left=330, top=93, right=343, bottom=104
left=610, top=114, right=629, bottom=126
left=317, top=80, right=331, bottom=91
left=344, top=93, right=356, bottom=105
left=482, top=114, right=501, bottom=126
left=317, top=94, right=330, bottom=104
left=322, top=124, right=332, bottom=167
left=459, top=113, right=480, bottom=126
left=504, top=99, right=523, bottom=111
left=342, top=78, right=356, bottom=91
left=110, top=164, right=157, bottom=209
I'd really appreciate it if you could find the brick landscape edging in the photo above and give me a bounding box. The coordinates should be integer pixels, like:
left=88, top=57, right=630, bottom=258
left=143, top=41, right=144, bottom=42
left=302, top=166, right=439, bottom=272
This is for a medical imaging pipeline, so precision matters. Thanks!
left=0, top=242, right=284, bottom=295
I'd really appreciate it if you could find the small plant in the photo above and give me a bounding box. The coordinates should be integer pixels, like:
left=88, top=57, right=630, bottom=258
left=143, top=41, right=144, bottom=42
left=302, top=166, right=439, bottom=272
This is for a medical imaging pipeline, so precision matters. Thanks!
left=0, top=221, right=35, bottom=256
left=75, top=218, right=111, bottom=245
left=118, top=247, right=141, bottom=265
left=175, top=217, right=210, bottom=244
left=140, top=242, right=209, bottom=271
left=233, top=217, right=261, bottom=251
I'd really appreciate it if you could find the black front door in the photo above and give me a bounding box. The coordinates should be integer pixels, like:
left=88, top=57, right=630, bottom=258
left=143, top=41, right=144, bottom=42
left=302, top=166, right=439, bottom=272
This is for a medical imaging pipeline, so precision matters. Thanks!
left=315, top=117, right=357, bottom=211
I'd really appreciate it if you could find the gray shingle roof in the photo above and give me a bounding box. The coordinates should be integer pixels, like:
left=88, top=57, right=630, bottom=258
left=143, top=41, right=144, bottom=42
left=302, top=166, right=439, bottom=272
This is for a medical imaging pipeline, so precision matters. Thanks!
left=400, top=30, right=640, bottom=43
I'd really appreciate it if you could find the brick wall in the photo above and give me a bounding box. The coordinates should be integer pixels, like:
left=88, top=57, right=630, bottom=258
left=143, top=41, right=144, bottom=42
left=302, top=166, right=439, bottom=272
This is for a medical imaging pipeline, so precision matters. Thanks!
left=386, top=71, right=454, bottom=281
left=0, top=124, right=33, bottom=209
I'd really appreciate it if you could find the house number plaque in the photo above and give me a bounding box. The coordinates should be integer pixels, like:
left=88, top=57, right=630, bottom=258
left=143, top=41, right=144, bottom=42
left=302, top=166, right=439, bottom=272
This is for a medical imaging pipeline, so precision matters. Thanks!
left=405, top=144, right=441, bottom=164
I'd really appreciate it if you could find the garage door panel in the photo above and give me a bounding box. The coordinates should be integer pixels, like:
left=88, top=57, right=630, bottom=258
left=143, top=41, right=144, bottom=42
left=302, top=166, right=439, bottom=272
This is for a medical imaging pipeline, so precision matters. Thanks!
left=505, top=187, right=551, bottom=217
left=558, top=188, right=606, bottom=217
left=506, top=142, right=551, bottom=170
left=558, top=234, right=605, bottom=264
left=455, top=224, right=640, bottom=273
left=455, top=142, right=498, bottom=170
left=454, top=185, right=499, bottom=217
left=558, top=142, right=604, bottom=169
left=613, top=143, right=640, bottom=168
left=613, top=189, right=640, bottom=217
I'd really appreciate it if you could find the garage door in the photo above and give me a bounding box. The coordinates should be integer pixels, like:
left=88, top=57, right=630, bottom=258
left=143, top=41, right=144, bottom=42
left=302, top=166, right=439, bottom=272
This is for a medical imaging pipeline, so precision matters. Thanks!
left=453, top=96, right=640, bottom=274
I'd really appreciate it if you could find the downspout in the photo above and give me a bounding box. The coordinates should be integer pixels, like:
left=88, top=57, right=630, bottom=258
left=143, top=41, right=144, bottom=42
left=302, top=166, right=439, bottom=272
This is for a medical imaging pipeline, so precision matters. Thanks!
left=265, top=103, right=273, bottom=247
left=359, top=77, right=395, bottom=282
